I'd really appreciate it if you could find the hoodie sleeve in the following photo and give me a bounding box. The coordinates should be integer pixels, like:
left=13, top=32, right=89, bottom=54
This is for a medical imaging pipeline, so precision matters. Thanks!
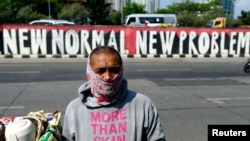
left=62, top=100, right=77, bottom=141
left=145, top=99, right=166, bottom=141
left=62, top=111, right=71, bottom=141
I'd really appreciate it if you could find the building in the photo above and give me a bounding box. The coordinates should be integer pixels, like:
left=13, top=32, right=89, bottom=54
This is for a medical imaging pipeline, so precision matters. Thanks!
left=64, top=0, right=131, bottom=11
left=64, top=0, right=113, bottom=5
left=64, top=0, right=87, bottom=2
left=63, top=0, right=160, bottom=13
left=220, top=0, right=235, bottom=19
left=134, top=0, right=160, bottom=13
left=198, top=0, right=211, bottom=3
left=196, top=0, right=235, bottom=19
left=110, top=0, right=131, bottom=11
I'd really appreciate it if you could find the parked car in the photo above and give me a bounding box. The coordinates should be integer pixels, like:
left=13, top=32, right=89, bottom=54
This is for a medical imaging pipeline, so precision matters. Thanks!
left=124, top=14, right=178, bottom=27
left=29, top=19, right=75, bottom=25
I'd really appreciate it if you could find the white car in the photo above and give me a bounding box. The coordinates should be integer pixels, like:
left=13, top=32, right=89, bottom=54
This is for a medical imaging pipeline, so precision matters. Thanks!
left=29, top=19, right=75, bottom=25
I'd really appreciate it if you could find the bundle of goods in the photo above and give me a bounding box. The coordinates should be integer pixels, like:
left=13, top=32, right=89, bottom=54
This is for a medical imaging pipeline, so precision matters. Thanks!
left=0, top=110, right=62, bottom=141
left=0, top=121, right=6, bottom=141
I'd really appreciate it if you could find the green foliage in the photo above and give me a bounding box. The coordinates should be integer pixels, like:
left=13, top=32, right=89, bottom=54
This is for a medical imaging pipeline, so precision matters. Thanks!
left=0, top=0, right=57, bottom=23
left=156, top=8, right=172, bottom=14
left=109, top=10, right=122, bottom=25
left=238, top=10, right=250, bottom=25
left=123, top=2, right=146, bottom=17
left=156, top=0, right=226, bottom=27
left=0, top=0, right=250, bottom=26
left=85, top=0, right=110, bottom=25
left=16, top=6, right=43, bottom=23
left=58, top=3, right=89, bottom=24
left=0, top=1, right=12, bottom=23
left=226, top=19, right=242, bottom=28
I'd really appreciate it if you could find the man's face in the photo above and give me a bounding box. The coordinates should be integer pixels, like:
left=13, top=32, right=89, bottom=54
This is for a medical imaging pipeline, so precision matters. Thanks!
left=90, top=53, right=121, bottom=81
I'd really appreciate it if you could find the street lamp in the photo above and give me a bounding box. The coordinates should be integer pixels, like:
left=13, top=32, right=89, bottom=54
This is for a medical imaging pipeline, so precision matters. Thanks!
left=48, top=0, right=51, bottom=19
left=120, top=0, right=124, bottom=25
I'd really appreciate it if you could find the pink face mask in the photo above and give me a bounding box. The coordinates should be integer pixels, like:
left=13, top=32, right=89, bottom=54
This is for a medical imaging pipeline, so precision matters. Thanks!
left=86, top=60, right=123, bottom=105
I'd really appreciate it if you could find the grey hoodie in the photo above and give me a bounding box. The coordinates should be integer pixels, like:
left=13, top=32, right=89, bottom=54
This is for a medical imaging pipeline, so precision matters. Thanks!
left=62, top=79, right=166, bottom=141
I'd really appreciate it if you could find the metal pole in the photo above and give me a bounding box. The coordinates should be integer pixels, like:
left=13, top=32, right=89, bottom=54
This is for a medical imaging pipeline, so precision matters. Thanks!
left=121, top=0, right=123, bottom=25
left=48, top=0, right=51, bottom=19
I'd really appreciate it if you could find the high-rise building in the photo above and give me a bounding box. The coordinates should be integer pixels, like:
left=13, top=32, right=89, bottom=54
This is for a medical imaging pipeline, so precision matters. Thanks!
left=134, top=0, right=160, bottom=13
left=220, top=0, right=235, bottom=19
left=198, top=0, right=211, bottom=3
left=111, top=0, right=131, bottom=11
left=196, top=0, right=235, bottom=19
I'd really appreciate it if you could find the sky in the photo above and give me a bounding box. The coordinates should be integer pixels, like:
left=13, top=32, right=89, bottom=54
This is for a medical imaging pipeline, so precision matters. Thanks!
left=160, top=0, right=250, bottom=18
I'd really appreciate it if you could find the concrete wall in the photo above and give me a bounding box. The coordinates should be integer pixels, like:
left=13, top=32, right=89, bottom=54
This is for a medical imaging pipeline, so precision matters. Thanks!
left=0, top=25, right=250, bottom=58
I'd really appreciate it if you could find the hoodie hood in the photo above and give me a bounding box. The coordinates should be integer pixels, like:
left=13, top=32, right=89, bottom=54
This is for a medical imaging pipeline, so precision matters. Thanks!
left=78, top=79, right=128, bottom=108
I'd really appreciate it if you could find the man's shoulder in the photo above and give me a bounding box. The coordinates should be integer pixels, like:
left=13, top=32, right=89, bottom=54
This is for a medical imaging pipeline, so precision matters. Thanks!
left=66, top=98, right=82, bottom=108
left=127, top=90, right=152, bottom=103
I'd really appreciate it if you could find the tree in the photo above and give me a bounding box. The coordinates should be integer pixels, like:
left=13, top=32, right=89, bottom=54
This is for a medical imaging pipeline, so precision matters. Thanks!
left=0, top=0, right=12, bottom=23
left=0, top=0, right=27, bottom=23
left=226, top=19, right=242, bottom=28
left=0, top=0, right=61, bottom=23
left=85, top=0, right=111, bottom=25
left=238, top=10, right=250, bottom=25
left=58, top=3, right=89, bottom=25
left=155, top=0, right=226, bottom=27
left=123, top=2, right=146, bottom=17
left=16, top=6, right=46, bottom=23
left=109, top=10, right=122, bottom=25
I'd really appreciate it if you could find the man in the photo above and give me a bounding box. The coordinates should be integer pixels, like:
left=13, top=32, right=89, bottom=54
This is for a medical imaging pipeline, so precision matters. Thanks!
left=145, top=18, right=150, bottom=27
left=62, top=46, right=166, bottom=141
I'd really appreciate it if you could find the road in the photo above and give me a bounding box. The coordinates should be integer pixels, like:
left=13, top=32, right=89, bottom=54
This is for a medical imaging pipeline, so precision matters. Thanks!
left=0, top=57, right=250, bottom=141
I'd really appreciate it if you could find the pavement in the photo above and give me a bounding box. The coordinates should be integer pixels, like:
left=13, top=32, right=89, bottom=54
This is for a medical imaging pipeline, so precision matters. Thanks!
left=0, top=57, right=250, bottom=141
